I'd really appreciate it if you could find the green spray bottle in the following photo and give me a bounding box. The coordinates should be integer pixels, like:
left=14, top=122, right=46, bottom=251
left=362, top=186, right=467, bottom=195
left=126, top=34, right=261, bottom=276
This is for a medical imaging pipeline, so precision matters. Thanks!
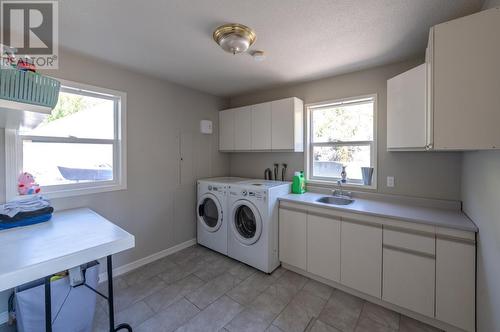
left=292, top=171, right=306, bottom=194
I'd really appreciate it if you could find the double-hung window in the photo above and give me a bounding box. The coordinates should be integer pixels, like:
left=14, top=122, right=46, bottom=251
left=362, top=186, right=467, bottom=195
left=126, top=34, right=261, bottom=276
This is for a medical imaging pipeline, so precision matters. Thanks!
left=306, top=95, right=376, bottom=187
left=5, top=79, right=127, bottom=199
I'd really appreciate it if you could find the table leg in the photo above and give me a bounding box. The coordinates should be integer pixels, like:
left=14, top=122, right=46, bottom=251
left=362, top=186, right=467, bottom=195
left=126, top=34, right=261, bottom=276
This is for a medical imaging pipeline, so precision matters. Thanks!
left=107, top=255, right=132, bottom=332
left=44, top=276, right=52, bottom=332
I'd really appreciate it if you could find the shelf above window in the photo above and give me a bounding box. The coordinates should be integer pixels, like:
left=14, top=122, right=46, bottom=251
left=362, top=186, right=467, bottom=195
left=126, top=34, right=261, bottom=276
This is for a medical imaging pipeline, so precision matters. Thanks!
left=0, top=68, right=60, bottom=129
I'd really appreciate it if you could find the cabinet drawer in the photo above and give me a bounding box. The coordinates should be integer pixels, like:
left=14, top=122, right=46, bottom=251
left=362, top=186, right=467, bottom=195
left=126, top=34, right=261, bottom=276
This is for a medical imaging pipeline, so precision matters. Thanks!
left=383, top=227, right=435, bottom=256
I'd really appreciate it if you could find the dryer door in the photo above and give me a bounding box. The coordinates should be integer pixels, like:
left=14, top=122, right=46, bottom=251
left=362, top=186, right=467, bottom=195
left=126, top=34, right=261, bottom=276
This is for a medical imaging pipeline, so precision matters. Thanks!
left=231, top=200, right=262, bottom=245
left=197, top=193, right=223, bottom=232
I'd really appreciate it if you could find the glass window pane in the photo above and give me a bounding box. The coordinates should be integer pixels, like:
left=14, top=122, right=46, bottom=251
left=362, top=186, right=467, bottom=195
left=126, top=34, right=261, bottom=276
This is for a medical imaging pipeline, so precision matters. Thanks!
left=23, top=141, right=113, bottom=186
left=21, top=91, right=115, bottom=139
left=312, top=145, right=371, bottom=180
left=312, top=102, right=373, bottom=142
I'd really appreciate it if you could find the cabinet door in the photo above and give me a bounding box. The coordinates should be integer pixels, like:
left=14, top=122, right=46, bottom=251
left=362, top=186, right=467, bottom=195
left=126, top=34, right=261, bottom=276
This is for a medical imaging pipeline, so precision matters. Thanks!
left=341, top=221, right=382, bottom=298
left=383, top=247, right=435, bottom=317
left=279, top=208, right=306, bottom=270
left=219, top=110, right=234, bottom=151
left=436, top=238, right=475, bottom=332
left=307, top=213, right=341, bottom=282
left=271, top=98, right=295, bottom=150
left=432, top=9, right=500, bottom=149
left=252, top=103, right=272, bottom=150
left=387, top=64, right=427, bottom=150
left=234, top=106, right=252, bottom=150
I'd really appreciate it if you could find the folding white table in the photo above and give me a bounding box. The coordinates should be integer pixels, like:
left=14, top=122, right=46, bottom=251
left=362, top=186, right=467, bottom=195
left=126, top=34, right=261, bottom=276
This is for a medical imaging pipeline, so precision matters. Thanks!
left=0, top=208, right=135, bottom=332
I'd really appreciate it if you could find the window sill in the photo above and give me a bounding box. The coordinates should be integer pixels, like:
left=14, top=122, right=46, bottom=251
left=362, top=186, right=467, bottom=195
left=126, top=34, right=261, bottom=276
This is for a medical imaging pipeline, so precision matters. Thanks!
left=306, top=179, right=377, bottom=191
left=10, top=183, right=127, bottom=201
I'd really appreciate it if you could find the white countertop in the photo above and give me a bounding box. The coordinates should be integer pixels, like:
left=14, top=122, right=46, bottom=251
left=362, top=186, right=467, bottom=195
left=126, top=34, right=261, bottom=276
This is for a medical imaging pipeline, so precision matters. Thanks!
left=0, top=208, right=135, bottom=292
left=280, top=192, right=477, bottom=232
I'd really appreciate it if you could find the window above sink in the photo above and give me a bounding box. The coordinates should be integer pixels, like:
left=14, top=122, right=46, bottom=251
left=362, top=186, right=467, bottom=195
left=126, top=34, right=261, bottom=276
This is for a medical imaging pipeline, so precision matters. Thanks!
left=305, top=94, right=377, bottom=189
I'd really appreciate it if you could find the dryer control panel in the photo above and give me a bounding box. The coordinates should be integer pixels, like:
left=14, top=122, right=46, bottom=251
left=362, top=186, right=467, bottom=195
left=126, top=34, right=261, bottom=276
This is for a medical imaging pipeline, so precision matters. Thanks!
left=199, top=183, right=227, bottom=195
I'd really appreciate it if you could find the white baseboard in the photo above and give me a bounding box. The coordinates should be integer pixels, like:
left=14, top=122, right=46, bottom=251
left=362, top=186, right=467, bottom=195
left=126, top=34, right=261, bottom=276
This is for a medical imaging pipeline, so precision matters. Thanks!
left=98, top=238, right=197, bottom=282
left=0, top=238, right=197, bottom=326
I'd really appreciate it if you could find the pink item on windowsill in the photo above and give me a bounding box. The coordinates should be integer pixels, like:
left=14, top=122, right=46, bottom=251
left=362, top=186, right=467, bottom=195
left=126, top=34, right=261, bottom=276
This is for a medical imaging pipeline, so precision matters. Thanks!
left=17, top=172, right=41, bottom=196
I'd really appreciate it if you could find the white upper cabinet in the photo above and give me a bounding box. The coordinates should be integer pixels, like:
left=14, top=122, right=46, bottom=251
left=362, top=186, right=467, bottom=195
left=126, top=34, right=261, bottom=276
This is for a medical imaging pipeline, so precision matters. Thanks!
left=251, top=103, right=272, bottom=150
left=387, top=64, right=428, bottom=150
left=387, top=8, right=500, bottom=151
left=218, top=97, right=303, bottom=152
left=431, top=8, right=500, bottom=150
left=271, top=98, right=303, bottom=151
left=234, top=106, right=252, bottom=150
left=219, top=109, right=234, bottom=151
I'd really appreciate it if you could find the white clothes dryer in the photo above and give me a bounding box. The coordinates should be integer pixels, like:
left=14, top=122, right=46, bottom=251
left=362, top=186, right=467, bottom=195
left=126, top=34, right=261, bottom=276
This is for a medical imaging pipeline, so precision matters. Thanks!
left=227, top=180, right=291, bottom=273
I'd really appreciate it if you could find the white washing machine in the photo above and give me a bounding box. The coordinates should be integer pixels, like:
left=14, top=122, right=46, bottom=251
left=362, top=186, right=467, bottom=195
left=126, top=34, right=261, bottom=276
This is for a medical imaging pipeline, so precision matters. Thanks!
left=227, top=180, right=291, bottom=273
left=197, top=177, right=247, bottom=255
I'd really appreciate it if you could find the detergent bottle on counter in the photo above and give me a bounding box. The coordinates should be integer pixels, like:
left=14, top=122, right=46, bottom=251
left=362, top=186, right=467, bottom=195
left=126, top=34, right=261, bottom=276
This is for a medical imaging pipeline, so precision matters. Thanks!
left=292, top=171, right=306, bottom=194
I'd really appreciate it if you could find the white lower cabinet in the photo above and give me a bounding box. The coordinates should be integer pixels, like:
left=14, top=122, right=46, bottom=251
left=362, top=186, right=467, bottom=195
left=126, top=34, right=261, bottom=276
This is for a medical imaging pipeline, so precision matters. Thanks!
left=307, top=213, right=341, bottom=282
left=340, top=220, right=382, bottom=298
left=382, top=247, right=435, bottom=317
left=436, top=238, right=475, bottom=332
left=278, top=204, right=476, bottom=332
left=279, top=208, right=307, bottom=270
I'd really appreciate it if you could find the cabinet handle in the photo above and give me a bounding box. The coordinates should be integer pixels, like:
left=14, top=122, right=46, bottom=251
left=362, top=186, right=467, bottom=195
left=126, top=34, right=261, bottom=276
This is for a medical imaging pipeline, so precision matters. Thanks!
left=306, top=210, right=341, bottom=220
left=436, top=234, right=475, bottom=245
left=279, top=205, right=308, bottom=214
left=383, top=244, right=435, bottom=259
left=384, top=225, right=435, bottom=238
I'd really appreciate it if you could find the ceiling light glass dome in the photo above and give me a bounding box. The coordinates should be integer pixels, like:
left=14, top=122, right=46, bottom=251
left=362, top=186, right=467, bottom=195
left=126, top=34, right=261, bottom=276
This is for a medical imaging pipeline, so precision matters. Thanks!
left=213, top=23, right=256, bottom=54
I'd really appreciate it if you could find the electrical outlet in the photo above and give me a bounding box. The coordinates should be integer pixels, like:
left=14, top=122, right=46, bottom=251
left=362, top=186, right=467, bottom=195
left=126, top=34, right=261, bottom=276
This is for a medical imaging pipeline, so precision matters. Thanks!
left=387, top=176, right=395, bottom=188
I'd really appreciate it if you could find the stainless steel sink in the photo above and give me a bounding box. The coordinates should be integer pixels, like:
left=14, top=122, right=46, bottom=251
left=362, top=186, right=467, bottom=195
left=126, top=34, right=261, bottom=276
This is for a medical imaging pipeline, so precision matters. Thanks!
left=316, top=196, right=354, bottom=205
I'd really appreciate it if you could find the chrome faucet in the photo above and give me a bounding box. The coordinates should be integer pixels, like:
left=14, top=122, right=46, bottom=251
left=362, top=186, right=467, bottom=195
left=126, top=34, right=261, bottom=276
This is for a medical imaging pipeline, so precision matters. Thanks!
left=332, top=180, right=351, bottom=198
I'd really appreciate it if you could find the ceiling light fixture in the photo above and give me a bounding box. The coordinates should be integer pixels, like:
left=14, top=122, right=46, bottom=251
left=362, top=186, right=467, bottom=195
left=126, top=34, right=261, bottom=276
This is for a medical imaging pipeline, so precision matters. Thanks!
left=213, top=23, right=256, bottom=55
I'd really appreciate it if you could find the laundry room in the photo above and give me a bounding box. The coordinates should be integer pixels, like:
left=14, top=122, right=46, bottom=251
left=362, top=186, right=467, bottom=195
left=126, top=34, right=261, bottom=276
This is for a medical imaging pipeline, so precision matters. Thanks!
left=0, top=1, right=499, bottom=332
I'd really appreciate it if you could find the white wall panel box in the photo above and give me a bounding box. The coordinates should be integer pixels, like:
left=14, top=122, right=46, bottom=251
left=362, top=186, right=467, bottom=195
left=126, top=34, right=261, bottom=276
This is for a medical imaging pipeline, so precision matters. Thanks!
left=200, top=120, right=213, bottom=134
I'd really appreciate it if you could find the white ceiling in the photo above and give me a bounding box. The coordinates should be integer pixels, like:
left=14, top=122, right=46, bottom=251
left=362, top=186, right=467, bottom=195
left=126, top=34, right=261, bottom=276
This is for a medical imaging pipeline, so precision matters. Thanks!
left=58, top=0, right=482, bottom=96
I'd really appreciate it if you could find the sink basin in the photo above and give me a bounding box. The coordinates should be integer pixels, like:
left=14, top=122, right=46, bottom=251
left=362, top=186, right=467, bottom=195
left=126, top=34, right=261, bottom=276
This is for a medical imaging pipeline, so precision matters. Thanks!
left=316, top=196, right=354, bottom=205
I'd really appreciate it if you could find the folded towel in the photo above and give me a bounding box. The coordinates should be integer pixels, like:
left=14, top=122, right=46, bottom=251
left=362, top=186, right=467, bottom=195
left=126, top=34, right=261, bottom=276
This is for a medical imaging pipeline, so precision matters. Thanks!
left=0, top=213, right=52, bottom=230
left=0, top=196, right=51, bottom=218
left=0, top=207, right=54, bottom=221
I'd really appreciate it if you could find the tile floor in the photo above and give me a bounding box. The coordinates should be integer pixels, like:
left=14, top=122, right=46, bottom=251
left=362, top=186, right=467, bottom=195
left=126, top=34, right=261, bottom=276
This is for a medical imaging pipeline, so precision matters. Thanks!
left=0, top=244, right=442, bottom=332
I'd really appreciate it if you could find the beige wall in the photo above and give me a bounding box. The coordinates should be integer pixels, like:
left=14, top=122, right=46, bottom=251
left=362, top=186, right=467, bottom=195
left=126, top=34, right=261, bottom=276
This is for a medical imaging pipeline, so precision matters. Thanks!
left=0, top=49, right=229, bottom=314
left=462, top=151, right=500, bottom=332
left=458, top=3, right=500, bottom=332
left=228, top=59, right=462, bottom=200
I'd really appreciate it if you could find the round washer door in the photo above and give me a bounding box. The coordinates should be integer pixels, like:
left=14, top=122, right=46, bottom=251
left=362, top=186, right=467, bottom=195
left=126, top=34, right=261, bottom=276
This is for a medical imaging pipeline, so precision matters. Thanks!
left=231, top=200, right=262, bottom=245
left=197, top=193, right=223, bottom=232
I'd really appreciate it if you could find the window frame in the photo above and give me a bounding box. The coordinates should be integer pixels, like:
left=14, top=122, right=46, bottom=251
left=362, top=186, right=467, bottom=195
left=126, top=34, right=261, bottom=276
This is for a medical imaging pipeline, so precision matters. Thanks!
left=305, top=94, right=377, bottom=189
left=5, top=78, right=127, bottom=200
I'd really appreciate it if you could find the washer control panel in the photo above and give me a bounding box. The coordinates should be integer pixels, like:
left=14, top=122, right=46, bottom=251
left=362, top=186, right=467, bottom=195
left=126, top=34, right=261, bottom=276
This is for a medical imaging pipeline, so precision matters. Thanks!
left=248, top=191, right=266, bottom=201
left=228, top=187, right=266, bottom=201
